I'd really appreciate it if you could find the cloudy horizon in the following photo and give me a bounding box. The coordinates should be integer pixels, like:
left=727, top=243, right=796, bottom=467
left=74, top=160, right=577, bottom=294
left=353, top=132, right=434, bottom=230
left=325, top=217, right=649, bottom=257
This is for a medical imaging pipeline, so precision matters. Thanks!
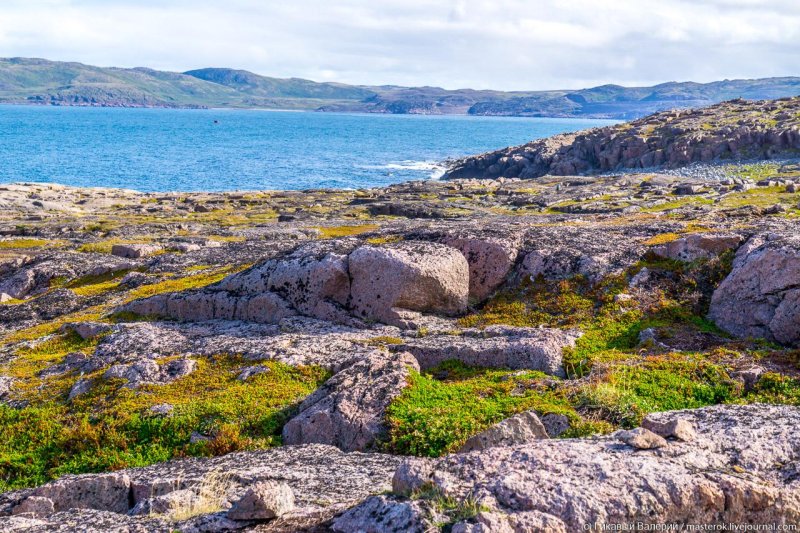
left=1, top=0, right=798, bottom=91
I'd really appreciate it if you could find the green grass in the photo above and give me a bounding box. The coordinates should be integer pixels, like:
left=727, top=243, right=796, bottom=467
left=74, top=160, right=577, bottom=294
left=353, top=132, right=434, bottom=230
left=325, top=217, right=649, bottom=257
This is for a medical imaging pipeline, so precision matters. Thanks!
left=0, top=357, right=328, bottom=492
left=0, top=238, right=52, bottom=249
left=383, top=250, right=777, bottom=457
left=385, top=361, right=606, bottom=457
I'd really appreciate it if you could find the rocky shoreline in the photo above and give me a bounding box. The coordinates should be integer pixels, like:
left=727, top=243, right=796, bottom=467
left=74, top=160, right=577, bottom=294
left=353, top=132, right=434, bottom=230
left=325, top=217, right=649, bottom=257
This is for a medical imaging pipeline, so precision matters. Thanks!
left=1, top=108, right=800, bottom=530
left=444, top=97, right=800, bottom=180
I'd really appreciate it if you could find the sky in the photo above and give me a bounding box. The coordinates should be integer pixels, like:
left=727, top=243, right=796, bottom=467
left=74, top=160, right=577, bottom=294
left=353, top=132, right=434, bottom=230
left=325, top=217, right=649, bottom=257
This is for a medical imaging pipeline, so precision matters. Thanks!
left=1, top=0, right=799, bottom=91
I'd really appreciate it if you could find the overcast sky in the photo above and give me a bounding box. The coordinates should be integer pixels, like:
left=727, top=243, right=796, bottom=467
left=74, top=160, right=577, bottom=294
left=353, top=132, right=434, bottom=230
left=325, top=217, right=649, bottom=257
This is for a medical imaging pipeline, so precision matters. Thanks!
left=1, top=0, right=798, bottom=91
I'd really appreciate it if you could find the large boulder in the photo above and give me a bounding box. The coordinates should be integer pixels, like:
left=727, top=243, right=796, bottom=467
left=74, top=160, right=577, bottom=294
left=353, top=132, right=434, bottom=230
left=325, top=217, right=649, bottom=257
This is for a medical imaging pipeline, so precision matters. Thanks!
left=442, top=235, right=520, bottom=301
left=348, top=241, right=469, bottom=325
left=709, top=234, right=800, bottom=345
left=282, top=351, right=420, bottom=451
left=122, top=240, right=471, bottom=328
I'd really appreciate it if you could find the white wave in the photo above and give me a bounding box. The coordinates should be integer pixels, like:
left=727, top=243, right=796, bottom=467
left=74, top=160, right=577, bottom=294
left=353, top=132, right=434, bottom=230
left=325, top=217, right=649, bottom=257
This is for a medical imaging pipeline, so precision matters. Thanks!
left=365, top=160, right=446, bottom=179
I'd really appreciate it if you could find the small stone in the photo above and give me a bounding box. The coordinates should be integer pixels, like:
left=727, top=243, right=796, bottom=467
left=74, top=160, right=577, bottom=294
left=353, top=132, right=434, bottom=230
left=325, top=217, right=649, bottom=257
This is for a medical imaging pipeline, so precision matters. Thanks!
left=11, top=496, right=55, bottom=518
left=0, top=375, right=13, bottom=398
left=0, top=292, right=12, bottom=303
left=459, top=411, right=548, bottom=453
left=236, top=366, right=271, bottom=381
left=227, top=481, right=295, bottom=521
left=541, top=413, right=570, bottom=437
left=616, top=427, right=668, bottom=449
left=731, top=366, right=766, bottom=393
left=119, top=271, right=148, bottom=288
left=149, top=403, right=174, bottom=416
left=641, top=416, right=697, bottom=442
left=68, top=379, right=92, bottom=401
left=392, top=459, right=433, bottom=496
left=111, top=243, right=162, bottom=259
left=59, top=321, right=112, bottom=340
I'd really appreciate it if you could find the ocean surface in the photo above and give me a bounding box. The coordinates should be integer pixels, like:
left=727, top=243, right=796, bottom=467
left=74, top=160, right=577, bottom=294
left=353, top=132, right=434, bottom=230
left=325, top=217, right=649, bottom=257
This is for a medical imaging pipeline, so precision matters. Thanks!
left=0, top=105, right=615, bottom=192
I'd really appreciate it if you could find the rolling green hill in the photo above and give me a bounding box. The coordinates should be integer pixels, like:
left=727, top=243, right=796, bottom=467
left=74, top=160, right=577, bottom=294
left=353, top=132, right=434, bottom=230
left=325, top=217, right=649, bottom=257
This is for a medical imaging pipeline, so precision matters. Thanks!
left=1, top=57, right=799, bottom=118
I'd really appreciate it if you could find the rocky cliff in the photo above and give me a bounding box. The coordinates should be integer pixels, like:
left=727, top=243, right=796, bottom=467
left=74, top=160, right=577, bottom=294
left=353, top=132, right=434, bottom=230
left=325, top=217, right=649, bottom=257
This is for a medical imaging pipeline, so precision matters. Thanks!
left=444, top=97, right=800, bottom=179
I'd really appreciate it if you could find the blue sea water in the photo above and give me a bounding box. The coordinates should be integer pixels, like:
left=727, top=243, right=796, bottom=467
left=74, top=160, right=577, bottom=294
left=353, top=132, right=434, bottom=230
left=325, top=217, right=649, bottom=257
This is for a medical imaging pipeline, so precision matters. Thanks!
left=0, top=105, right=614, bottom=192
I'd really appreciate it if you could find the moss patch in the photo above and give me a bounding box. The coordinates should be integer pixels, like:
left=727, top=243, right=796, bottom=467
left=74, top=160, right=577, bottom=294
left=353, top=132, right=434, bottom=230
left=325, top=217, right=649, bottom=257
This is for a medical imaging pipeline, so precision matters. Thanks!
left=314, top=224, right=379, bottom=239
left=0, top=356, right=328, bottom=492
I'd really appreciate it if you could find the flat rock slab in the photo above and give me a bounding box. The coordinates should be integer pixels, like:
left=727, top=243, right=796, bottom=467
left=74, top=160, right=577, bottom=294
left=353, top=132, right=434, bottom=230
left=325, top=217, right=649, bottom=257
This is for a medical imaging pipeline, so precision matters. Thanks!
left=93, top=317, right=402, bottom=372
left=0, top=444, right=404, bottom=532
left=397, top=327, right=580, bottom=377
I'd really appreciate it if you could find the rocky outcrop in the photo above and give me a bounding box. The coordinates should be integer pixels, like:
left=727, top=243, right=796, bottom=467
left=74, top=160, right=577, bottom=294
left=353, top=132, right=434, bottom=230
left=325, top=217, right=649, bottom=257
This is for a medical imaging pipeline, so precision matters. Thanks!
left=445, top=97, right=800, bottom=180
left=709, top=234, right=800, bottom=346
left=347, top=404, right=800, bottom=531
left=282, top=351, right=419, bottom=451
left=122, top=240, right=470, bottom=329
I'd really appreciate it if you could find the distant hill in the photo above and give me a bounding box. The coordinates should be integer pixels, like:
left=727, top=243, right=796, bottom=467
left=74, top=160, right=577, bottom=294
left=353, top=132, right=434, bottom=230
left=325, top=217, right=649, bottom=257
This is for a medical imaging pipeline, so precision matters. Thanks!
left=1, top=57, right=799, bottom=119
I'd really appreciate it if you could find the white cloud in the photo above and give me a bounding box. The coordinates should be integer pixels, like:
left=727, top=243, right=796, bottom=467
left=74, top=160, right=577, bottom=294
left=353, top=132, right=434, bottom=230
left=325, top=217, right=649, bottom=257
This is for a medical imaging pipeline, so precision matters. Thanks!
left=0, top=0, right=797, bottom=90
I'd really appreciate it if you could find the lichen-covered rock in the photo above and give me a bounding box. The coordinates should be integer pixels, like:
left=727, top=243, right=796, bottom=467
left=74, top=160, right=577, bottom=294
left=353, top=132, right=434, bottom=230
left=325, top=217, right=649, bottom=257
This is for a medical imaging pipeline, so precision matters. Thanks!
left=10, top=496, right=54, bottom=518
left=30, top=472, right=131, bottom=514
left=111, top=243, right=162, bottom=258
left=92, top=317, right=401, bottom=372
left=709, top=234, right=800, bottom=345
left=399, top=327, right=579, bottom=376
left=332, top=495, right=433, bottom=533
left=0, top=444, right=403, bottom=531
left=650, top=233, right=743, bottom=262
left=226, top=481, right=295, bottom=521
left=103, top=358, right=197, bottom=387
left=347, top=404, right=800, bottom=529
left=348, top=241, right=469, bottom=326
left=458, top=411, right=548, bottom=452
left=282, top=351, right=419, bottom=451
left=442, top=234, right=521, bottom=301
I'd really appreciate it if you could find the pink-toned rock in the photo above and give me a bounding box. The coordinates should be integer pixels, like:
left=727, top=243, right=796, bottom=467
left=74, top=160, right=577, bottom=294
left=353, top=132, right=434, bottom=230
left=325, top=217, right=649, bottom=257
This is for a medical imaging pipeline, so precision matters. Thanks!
left=650, top=233, right=743, bottom=262
left=282, top=351, right=419, bottom=451
left=443, top=236, right=520, bottom=301
left=227, top=481, right=295, bottom=521
left=348, top=241, right=469, bottom=326
left=31, top=472, right=131, bottom=513
left=709, top=234, right=800, bottom=346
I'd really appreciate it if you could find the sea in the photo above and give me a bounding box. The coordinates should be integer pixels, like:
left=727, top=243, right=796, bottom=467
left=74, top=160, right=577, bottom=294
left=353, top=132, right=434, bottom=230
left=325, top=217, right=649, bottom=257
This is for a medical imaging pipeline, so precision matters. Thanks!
left=0, top=105, right=615, bottom=192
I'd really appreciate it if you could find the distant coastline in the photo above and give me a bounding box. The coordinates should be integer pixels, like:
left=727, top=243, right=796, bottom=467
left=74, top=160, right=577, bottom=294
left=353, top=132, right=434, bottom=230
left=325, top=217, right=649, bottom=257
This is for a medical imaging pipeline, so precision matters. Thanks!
left=2, top=57, right=799, bottom=119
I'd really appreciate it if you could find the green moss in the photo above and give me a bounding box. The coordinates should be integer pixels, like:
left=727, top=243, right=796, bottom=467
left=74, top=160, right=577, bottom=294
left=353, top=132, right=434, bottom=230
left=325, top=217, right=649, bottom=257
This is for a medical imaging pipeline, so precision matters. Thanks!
left=0, top=238, right=51, bottom=249
left=744, top=372, right=800, bottom=405
left=0, top=357, right=329, bottom=491
left=314, top=224, right=379, bottom=239
left=575, top=354, right=740, bottom=427
left=385, top=361, right=590, bottom=457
